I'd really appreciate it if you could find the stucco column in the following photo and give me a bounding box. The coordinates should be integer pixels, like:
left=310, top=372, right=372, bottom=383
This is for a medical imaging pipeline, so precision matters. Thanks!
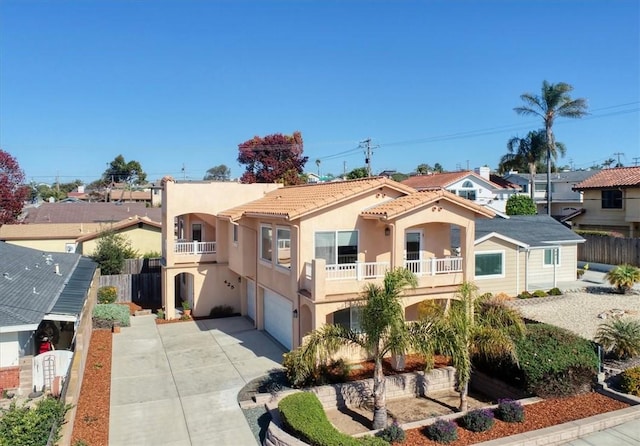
left=162, top=269, right=176, bottom=319
left=463, top=222, right=475, bottom=282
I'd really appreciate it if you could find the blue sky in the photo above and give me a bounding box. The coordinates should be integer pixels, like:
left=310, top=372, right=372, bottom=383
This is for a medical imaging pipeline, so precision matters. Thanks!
left=1, top=0, right=638, bottom=185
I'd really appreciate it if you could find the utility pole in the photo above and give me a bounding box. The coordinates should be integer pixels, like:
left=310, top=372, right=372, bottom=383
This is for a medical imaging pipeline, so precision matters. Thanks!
left=343, top=161, right=347, bottom=179
left=359, top=138, right=378, bottom=177
left=633, top=157, right=640, bottom=167
left=613, top=152, right=625, bottom=167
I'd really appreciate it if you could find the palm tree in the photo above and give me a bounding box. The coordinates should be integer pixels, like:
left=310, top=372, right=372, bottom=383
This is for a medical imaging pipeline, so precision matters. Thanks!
left=605, top=264, right=640, bottom=294
left=294, top=268, right=453, bottom=429
left=500, top=130, right=566, bottom=199
left=514, top=81, right=588, bottom=214
left=596, top=318, right=640, bottom=360
left=430, top=283, right=525, bottom=412
left=315, top=158, right=321, bottom=177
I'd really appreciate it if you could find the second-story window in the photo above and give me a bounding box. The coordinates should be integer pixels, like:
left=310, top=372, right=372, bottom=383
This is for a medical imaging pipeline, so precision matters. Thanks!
left=315, top=230, right=358, bottom=265
left=277, top=227, right=291, bottom=269
left=233, top=225, right=239, bottom=244
left=602, top=189, right=623, bottom=209
left=261, top=225, right=272, bottom=262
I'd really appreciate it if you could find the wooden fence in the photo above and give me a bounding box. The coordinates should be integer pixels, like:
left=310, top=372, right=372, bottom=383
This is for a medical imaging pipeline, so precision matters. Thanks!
left=98, top=258, right=162, bottom=308
left=578, top=234, right=640, bottom=267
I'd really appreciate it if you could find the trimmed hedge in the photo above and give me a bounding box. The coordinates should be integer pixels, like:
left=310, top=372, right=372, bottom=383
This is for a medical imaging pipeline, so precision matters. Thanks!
left=278, top=392, right=388, bottom=446
left=92, top=304, right=130, bottom=329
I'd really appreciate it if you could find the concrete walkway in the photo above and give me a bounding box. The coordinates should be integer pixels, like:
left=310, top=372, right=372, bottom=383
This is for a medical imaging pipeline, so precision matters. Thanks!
left=109, top=315, right=284, bottom=446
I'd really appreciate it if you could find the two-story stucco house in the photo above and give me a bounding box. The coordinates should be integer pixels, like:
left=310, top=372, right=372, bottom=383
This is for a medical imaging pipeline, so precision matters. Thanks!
left=161, top=177, right=494, bottom=350
left=402, top=168, right=519, bottom=214
left=570, top=166, right=640, bottom=237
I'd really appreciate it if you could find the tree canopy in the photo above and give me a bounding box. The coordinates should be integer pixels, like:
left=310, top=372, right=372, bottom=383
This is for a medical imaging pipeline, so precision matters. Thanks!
left=0, top=149, right=29, bottom=224
left=505, top=194, right=537, bottom=215
left=102, top=155, right=147, bottom=185
left=90, top=230, right=139, bottom=275
left=237, top=131, right=308, bottom=185
left=347, top=167, right=368, bottom=179
left=203, top=164, right=231, bottom=181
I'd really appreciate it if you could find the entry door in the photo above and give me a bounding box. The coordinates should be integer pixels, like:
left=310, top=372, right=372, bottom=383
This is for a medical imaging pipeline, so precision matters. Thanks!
left=192, top=223, right=202, bottom=242
left=405, top=231, right=422, bottom=274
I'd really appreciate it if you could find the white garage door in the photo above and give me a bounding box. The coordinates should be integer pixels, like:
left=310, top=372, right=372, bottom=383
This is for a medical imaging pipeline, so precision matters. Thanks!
left=263, top=289, right=292, bottom=349
left=247, top=279, right=256, bottom=322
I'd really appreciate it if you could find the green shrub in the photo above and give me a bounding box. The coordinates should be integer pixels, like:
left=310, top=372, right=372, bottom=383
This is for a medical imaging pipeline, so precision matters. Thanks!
left=0, top=397, right=69, bottom=446
left=577, top=269, right=585, bottom=278
left=606, top=264, right=640, bottom=294
left=209, top=305, right=237, bottom=318
left=97, top=286, right=118, bottom=304
left=548, top=287, right=562, bottom=296
left=532, top=290, right=547, bottom=298
left=278, top=392, right=386, bottom=446
left=376, top=421, right=405, bottom=443
left=460, top=408, right=494, bottom=432
left=181, top=300, right=191, bottom=311
left=596, top=319, right=640, bottom=359
left=282, top=349, right=314, bottom=388
left=142, top=251, right=161, bottom=259
left=512, top=324, right=598, bottom=397
left=620, top=366, right=640, bottom=396
left=156, top=308, right=165, bottom=320
left=424, top=419, right=458, bottom=444
left=93, top=304, right=131, bottom=329
left=517, top=291, right=532, bottom=299
left=496, top=398, right=524, bottom=423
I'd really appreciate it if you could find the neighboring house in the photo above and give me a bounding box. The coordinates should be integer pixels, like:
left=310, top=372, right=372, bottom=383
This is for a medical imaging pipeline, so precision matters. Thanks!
left=570, top=166, right=640, bottom=237
left=0, top=216, right=162, bottom=256
left=468, top=215, right=585, bottom=296
left=162, top=176, right=494, bottom=350
left=0, top=242, right=98, bottom=394
left=401, top=167, right=520, bottom=213
left=21, top=201, right=161, bottom=224
left=502, top=170, right=599, bottom=217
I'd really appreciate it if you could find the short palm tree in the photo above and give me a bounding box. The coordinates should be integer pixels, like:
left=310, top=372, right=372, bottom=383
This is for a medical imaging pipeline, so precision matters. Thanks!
left=514, top=81, right=588, bottom=214
left=605, top=264, right=640, bottom=294
left=293, top=268, right=453, bottom=429
left=430, top=282, right=526, bottom=412
left=596, top=318, right=640, bottom=359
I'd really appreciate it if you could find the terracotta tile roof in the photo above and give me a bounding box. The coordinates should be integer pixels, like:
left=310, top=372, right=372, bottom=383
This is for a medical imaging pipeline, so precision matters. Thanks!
left=219, top=177, right=416, bottom=221
left=489, top=174, right=521, bottom=190
left=22, top=202, right=161, bottom=224
left=401, top=171, right=506, bottom=190
left=108, top=190, right=151, bottom=201
left=0, top=223, right=105, bottom=240
left=573, top=167, right=640, bottom=190
left=361, top=189, right=495, bottom=220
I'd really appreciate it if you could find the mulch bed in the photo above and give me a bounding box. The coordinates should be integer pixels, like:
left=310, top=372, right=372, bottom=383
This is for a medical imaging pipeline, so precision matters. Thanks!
left=71, top=329, right=112, bottom=446
left=403, top=392, right=630, bottom=446
left=346, top=354, right=451, bottom=381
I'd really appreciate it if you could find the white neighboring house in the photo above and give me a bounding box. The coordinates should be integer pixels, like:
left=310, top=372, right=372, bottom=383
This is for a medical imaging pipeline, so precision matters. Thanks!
left=402, top=167, right=521, bottom=213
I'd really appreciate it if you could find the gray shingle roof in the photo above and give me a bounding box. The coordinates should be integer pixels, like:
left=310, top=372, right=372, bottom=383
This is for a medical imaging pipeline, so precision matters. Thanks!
left=504, top=170, right=599, bottom=184
left=475, top=215, right=585, bottom=246
left=0, top=242, right=95, bottom=330
left=22, top=202, right=161, bottom=224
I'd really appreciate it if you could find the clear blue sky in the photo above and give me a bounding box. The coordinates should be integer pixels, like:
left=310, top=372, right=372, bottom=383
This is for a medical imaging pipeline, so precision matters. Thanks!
left=1, top=0, right=638, bottom=185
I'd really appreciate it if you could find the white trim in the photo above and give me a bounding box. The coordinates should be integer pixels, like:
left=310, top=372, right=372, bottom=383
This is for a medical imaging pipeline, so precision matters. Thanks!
left=0, top=324, right=38, bottom=334
left=542, top=247, right=561, bottom=268
left=474, top=250, right=506, bottom=279
left=313, top=229, right=360, bottom=265
left=276, top=226, right=292, bottom=270
left=259, top=224, right=273, bottom=264
left=44, top=313, right=78, bottom=322
left=475, top=232, right=528, bottom=248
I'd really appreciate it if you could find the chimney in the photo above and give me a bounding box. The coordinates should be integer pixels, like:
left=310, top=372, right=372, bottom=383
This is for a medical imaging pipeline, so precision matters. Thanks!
left=474, top=166, right=490, bottom=180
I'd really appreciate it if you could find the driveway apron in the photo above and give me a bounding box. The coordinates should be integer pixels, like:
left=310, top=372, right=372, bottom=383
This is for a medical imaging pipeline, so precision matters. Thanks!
left=109, top=315, right=284, bottom=446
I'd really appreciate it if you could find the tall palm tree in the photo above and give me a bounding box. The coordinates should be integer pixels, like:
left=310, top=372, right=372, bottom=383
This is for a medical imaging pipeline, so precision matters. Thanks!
left=430, top=282, right=526, bottom=412
left=500, top=130, right=566, bottom=200
left=295, top=268, right=455, bottom=429
left=514, top=81, right=588, bottom=214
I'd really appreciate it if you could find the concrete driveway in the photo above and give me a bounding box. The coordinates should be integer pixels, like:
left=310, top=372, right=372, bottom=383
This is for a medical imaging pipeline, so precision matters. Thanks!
left=109, top=315, right=285, bottom=446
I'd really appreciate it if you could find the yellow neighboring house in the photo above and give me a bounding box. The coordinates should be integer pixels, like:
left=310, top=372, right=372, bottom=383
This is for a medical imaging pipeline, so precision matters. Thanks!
left=162, top=176, right=494, bottom=350
left=0, top=216, right=162, bottom=256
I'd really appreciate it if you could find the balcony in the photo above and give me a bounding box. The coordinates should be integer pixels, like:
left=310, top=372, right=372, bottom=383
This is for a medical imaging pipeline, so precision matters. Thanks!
left=303, top=257, right=465, bottom=300
left=169, top=240, right=217, bottom=264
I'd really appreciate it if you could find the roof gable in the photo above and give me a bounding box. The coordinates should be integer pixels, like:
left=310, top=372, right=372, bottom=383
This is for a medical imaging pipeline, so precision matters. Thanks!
left=401, top=171, right=506, bottom=191
left=219, top=177, right=416, bottom=221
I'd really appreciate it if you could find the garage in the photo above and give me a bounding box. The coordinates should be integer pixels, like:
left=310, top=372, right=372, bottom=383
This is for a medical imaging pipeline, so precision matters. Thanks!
left=263, top=288, right=293, bottom=349
left=247, top=279, right=256, bottom=322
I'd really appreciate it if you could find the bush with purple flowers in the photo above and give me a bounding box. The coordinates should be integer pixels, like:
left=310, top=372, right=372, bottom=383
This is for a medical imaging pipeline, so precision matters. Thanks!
left=425, top=419, right=458, bottom=444
left=496, top=398, right=525, bottom=423
left=461, top=408, right=495, bottom=432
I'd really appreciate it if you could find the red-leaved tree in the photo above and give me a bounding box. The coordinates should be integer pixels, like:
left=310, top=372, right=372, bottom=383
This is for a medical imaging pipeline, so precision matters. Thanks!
left=237, top=131, right=308, bottom=185
left=0, top=149, right=29, bottom=224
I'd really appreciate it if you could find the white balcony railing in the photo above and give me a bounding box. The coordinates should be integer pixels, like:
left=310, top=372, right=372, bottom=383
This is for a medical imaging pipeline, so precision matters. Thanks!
left=326, top=261, right=390, bottom=281
left=404, top=257, right=463, bottom=276
left=174, top=241, right=216, bottom=255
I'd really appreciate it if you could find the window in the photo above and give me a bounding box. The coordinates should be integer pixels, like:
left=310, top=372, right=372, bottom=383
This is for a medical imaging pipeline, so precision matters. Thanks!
left=544, top=248, right=560, bottom=266
left=458, top=190, right=476, bottom=200
left=333, top=307, right=362, bottom=332
left=315, top=230, right=358, bottom=265
left=232, top=225, right=238, bottom=244
left=260, top=225, right=272, bottom=262
left=276, top=227, right=291, bottom=268
left=602, top=190, right=623, bottom=209
left=475, top=252, right=504, bottom=277
left=462, top=180, right=473, bottom=188
left=192, top=223, right=202, bottom=242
